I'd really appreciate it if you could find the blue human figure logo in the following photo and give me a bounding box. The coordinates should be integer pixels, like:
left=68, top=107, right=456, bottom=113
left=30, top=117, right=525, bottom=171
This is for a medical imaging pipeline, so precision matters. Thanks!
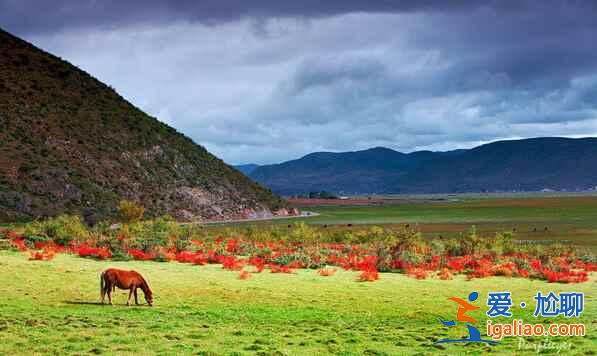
left=436, top=292, right=498, bottom=344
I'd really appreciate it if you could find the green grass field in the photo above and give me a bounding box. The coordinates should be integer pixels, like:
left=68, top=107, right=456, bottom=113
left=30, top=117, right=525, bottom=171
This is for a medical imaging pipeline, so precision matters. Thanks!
left=256, top=196, right=597, bottom=248
left=304, top=198, right=597, bottom=224
left=0, top=251, right=594, bottom=355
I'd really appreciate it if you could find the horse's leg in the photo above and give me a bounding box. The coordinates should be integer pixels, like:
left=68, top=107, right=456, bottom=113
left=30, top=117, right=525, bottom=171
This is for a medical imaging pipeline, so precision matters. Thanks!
left=126, top=287, right=133, bottom=306
left=107, top=282, right=113, bottom=305
left=134, top=287, right=139, bottom=305
left=100, top=275, right=105, bottom=304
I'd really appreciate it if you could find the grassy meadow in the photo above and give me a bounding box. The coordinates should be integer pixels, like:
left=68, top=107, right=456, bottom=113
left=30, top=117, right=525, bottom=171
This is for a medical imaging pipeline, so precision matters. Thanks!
left=0, top=251, right=595, bottom=355
left=1, top=194, right=596, bottom=355
left=258, top=196, right=597, bottom=248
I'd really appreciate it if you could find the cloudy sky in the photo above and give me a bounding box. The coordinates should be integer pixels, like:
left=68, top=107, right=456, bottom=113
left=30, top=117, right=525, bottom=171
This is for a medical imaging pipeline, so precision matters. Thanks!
left=2, top=1, right=597, bottom=164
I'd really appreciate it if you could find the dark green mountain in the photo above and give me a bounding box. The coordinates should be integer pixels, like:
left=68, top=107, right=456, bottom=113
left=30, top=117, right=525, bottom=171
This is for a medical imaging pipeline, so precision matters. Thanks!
left=398, top=137, right=597, bottom=193
left=0, top=28, right=284, bottom=222
left=248, top=138, right=597, bottom=195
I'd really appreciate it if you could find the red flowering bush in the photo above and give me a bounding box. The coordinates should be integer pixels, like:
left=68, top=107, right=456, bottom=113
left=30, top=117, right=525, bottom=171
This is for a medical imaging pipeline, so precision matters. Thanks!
left=29, top=245, right=57, bottom=261
left=175, top=251, right=206, bottom=265
left=407, top=267, right=428, bottom=280
left=127, top=249, right=156, bottom=261
left=5, top=220, right=595, bottom=284
left=541, top=269, right=588, bottom=283
left=221, top=256, right=245, bottom=270
left=318, top=267, right=337, bottom=276
left=270, top=264, right=294, bottom=274
left=358, top=268, right=379, bottom=281
left=127, top=249, right=155, bottom=261
left=11, top=238, right=28, bottom=252
left=238, top=270, right=252, bottom=280
left=248, top=256, right=266, bottom=272
left=75, top=243, right=111, bottom=260
left=446, top=257, right=466, bottom=272
left=29, top=251, right=47, bottom=260
left=438, top=268, right=453, bottom=280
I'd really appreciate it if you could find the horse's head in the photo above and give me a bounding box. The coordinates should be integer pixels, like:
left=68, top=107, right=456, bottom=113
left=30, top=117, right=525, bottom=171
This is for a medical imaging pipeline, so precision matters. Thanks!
left=145, top=289, right=153, bottom=306
left=140, top=280, right=153, bottom=306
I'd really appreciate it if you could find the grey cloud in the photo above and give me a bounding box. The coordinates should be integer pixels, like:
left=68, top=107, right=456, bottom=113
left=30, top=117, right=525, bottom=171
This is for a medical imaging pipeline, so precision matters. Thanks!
left=1, top=0, right=512, bottom=35
left=4, top=2, right=597, bottom=164
left=287, top=56, right=387, bottom=94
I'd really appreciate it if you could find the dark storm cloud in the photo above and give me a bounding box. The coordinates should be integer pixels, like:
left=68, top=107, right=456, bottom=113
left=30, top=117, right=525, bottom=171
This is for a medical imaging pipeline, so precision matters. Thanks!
left=1, top=0, right=581, bottom=35
left=1, top=1, right=442, bottom=34
left=2, top=1, right=597, bottom=164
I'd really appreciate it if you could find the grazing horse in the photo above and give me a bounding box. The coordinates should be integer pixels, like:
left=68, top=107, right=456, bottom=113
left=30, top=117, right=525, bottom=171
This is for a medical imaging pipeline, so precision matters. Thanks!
left=100, top=268, right=153, bottom=306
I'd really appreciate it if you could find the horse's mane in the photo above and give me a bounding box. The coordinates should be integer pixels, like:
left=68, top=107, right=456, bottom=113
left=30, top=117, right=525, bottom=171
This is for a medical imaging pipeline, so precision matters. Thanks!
left=138, top=275, right=152, bottom=295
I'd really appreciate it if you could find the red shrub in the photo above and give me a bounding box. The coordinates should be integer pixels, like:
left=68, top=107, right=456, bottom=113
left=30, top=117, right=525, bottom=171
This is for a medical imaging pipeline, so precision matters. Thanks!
left=426, top=255, right=441, bottom=270
left=11, top=238, right=27, bottom=252
left=574, top=260, right=597, bottom=272
left=541, top=269, right=588, bottom=283
left=238, top=270, right=252, bottom=280
left=192, top=254, right=208, bottom=265
left=356, top=255, right=380, bottom=281
left=249, top=257, right=266, bottom=273
left=222, top=256, right=244, bottom=270
left=530, top=259, right=542, bottom=271
left=29, top=251, right=45, bottom=260
left=175, top=251, right=196, bottom=263
left=226, top=239, right=240, bottom=253
left=288, top=260, right=304, bottom=269
left=29, top=246, right=56, bottom=261
left=190, top=240, right=203, bottom=247
left=446, top=257, right=466, bottom=272
left=492, top=262, right=516, bottom=277
left=552, top=257, right=570, bottom=270
left=128, top=249, right=156, bottom=261
left=207, top=250, right=224, bottom=264
left=270, top=264, right=294, bottom=274
left=390, top=259, right=416, bottom=271
left=318, top=267, right=337, bottom=276
left=438, top=268, right=453, bottom=280
left=355, top=255, right=377, bottom=271
left=76, top=243, right=111, bottom=260
left=407, top=267, right=428, bottom=280
left=5, top=230, right=22, bottom=240
left=358, top=268, right=379, bottom=282
left=9, top=225, right=592, bottom=284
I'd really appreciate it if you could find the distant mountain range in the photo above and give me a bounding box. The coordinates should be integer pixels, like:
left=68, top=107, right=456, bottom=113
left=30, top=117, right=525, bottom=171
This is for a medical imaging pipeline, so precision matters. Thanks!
left=237, top=138, right=597, bottom=195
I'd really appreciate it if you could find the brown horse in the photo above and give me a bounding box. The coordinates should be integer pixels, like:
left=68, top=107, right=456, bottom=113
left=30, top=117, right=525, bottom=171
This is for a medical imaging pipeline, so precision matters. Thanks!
left=100, top=268, right=153, bottom=306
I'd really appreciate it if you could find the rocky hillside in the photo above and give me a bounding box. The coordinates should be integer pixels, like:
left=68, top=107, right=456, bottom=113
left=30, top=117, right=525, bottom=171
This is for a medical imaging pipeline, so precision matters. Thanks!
left=234, top=164, right=260, bottom=176
left=0, top=28, right=285, bottom=222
